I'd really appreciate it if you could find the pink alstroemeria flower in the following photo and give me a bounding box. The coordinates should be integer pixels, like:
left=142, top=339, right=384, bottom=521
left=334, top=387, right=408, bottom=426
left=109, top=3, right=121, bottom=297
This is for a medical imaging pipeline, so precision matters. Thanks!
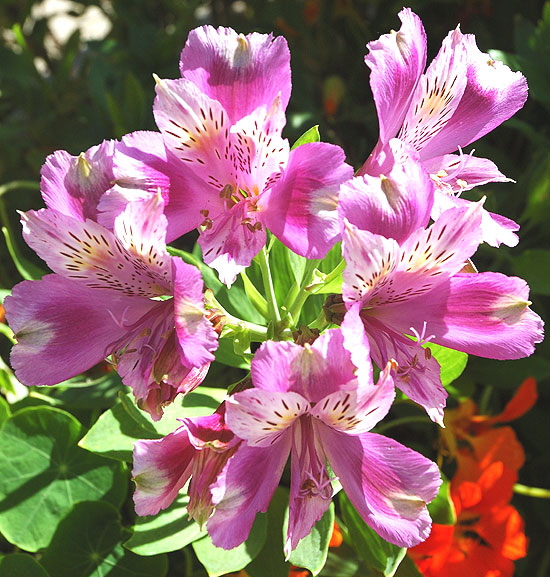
left=360, top=8, right=527, bottom=247
left=338, top=202, right=544, bottom=424
left=110, top=26, right=353, bottom=284
left=40, top=140, right=116, bottom=223
left=4, top=194, right=218, bottom=420
left=207, top=319, right=441, bottom=556
left=133, top=405, right=240, bottom=525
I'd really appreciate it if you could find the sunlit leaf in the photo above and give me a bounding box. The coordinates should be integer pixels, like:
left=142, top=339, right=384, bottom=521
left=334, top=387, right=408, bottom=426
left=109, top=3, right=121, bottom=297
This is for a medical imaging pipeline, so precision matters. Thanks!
left=125, top=493, right=206, bottom=555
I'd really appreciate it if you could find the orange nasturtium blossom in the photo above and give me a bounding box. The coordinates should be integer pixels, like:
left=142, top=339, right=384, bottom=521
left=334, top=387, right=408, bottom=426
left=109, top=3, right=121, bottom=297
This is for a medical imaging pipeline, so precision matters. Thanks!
left=408, top=378, right=536, bottom=577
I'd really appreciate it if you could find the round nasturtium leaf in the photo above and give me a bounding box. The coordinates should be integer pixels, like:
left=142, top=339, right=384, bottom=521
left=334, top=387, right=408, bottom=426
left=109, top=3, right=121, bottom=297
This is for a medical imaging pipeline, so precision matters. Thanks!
left=0, top=406, right=127, bottom=551
left=0, top=553, right=50, bottom=577
left=40, top=501, right=168, bottom=577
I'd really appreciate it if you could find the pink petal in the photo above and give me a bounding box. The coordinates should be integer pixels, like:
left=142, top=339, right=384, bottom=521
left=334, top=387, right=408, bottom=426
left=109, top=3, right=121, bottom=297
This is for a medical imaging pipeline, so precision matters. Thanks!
left=225, top=389, right=308, bottom=447
left=340, top=140, right=433, bottom=243
left=21, top=206, right=172, bottom=297
left=424, top=152, right=512, bottom=193
left=41, top=140, right=115, bottom=222
left=198, top=199, right=267, bottom=286
left=133, top=426, right=195, bottom=516
left=172, top=258, right=218, bottom=368
left=251, top=339, right=301, bottom=393
left=259, top=141, right=353, bottom=259
left=310, top=363, right=395, bottom=435
left=365, top=8, right=427, bottom=145
left=5, top=275, right=131, bottom=386
left=419, top=34, right=528, bottom=159
left=399, top=27, right=468, bottom=158
left=105, top=130, right=201, bottom=241
left=208, top=441, right=291, bottom=549
left=286, top=419, right=332, bottom=555
left=398, top=272, right=545, bottom=360
left=430, top=187, right=519, bottom=248
left=321, top=429, right=441, bottom=547
left=179, top=26, right=291, bottom=122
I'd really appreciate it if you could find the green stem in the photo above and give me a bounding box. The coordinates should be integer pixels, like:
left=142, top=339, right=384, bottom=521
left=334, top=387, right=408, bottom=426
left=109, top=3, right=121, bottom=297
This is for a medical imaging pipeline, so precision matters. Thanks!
left=322, top=258, right=345, bottom=287
left=287, top=259, right=319, bottom=324
left=514, top=483, right=550, bottom=499
left=374, top=415, right=432, bottom=434
left=256, top=246, right=281, bottom=325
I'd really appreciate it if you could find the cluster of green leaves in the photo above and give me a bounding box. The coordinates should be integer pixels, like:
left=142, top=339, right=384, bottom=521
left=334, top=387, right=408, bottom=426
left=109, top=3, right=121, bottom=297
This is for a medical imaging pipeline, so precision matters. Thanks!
left=1, top=1, right=550, bottom=576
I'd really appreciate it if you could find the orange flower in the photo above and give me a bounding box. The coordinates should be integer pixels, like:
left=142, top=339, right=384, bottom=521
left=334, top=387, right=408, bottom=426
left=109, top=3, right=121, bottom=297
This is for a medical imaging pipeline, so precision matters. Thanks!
left=409, top=379, right=534, bottom=576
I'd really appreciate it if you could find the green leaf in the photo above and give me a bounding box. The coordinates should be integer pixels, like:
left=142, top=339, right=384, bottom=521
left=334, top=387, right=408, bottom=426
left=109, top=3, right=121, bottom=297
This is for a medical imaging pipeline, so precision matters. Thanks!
left=1, top=225, right=45, bottom=281
left=288, top=502, right=335, bottom=576
left=393, top=554, right=423, bottom=577
left=0, top=406, right=126, bottom=551
left=339, top=492, right=406, bottom=577
left=192, top=513, right=267, bottom=576
left=0, top=354, right=29, bottom=403
left=291, top=125, right=321, bottom=149
left=247, top=488, right=289, bottom=577
left=427, top=343, right=468, bottom=388
left=125, top=493, right=206, bottom=555
left=512, top=249, right=550, bottom=295
left=0, top=554, right=50, bottom=577
left=427, top=475, right=456, bottom=525
left=40, top=501, right=168, bottom=577
left=0, top=394, right=11, bottom=426
left=80, top=387, right=227, bottom=462
left=78, top=393, right=161, bottom=462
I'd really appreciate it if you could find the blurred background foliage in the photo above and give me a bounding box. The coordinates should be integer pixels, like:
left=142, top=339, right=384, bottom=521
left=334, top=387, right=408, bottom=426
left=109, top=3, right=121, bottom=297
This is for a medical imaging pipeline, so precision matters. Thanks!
left=0, top=1, right=549, bottom=576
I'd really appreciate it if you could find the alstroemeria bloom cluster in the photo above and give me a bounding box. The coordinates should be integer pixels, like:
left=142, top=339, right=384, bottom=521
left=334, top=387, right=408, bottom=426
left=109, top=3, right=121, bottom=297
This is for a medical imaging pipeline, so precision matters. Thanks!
left=3, top=7, right=544, bottom=564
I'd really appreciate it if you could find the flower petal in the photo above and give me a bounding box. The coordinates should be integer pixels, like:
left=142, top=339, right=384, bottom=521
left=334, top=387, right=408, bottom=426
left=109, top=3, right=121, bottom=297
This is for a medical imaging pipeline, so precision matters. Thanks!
left=341, top=139, right=433, bottom=243
left=41, top=140, right=115, bottom=222
left=225, top=389, right=308, bottom=447
left=259, top=141, right=353, bottom=259
left=5, top=275, right=130, bottom=386
left=365, top=8, right=427, bottom=145
left=132, top=426, right=195, bottom=516
left=208, top=441, right=291, bottom=549
left=21, top=203, right=172, bottom=297
left=172, top=258, right=218, bottom=368
left=402, top=272, right=544, bottom=360
left=399, top=27, right=468, bottom=158
left=321, top=429, right=441, bottom=547
left=420, top=34, right=528, bottom=159
left=311, top=362, right=394, bottom=435
left=179, top=26, right=291, bottom=122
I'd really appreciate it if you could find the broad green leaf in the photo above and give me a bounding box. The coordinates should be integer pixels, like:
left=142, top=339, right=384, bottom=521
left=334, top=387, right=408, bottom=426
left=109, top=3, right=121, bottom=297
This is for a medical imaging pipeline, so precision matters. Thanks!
left=192, top=513, right=267, bottom=577
left=79, top=393, right=162, bottom=462
left=427, top=343, right=468, bottom=388
left=125, top=493, right=206, bottom=555
left=427, top=476, right=456, bottom=525
left=0, top=554, right=50, bottom=577
left=40, top=501, right=168, bottom=577
left=80, top=387, right=227, bottom=462
left=512, top=249, right=550, bottom=295
left=0, top=406, right=126, bottom=551
left=291, top=125, right=321, bottom=149
left=340, top=492, right=406, bottom=577
left=247, top=488, right=289, bottom=577
left=288, top=502, right=335, bottom=576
